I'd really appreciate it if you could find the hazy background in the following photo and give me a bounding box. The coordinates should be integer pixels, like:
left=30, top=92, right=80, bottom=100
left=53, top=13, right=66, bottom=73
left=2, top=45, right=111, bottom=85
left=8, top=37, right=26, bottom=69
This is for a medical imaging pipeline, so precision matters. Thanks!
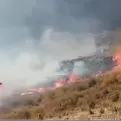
left=0, top=0, right=121, bottom=95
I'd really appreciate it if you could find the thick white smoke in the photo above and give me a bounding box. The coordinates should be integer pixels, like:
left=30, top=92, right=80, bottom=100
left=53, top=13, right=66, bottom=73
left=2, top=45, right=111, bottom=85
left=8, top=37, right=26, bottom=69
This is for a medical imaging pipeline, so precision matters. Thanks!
left=0, top=28, right=97, bottom=96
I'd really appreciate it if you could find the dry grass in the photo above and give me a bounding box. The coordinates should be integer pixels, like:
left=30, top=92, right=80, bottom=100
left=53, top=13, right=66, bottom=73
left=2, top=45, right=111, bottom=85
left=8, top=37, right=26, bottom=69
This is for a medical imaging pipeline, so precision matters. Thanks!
left=0, top=71, right=121, bottom=119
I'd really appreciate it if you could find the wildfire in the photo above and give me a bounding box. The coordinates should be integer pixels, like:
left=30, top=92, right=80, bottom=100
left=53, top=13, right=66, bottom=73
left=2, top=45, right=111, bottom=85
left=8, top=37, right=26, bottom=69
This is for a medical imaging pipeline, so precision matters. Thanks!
left=53, top=72, right=79, bottom=88
left=54, top=80, right=65, bottom=88
left=21, top=72, right=79, bottom=95
left=68, top=72, right=79, bottom=83
left=113, top=49, right=121, bottom=71
left=21, top=51, right=121, bottom=96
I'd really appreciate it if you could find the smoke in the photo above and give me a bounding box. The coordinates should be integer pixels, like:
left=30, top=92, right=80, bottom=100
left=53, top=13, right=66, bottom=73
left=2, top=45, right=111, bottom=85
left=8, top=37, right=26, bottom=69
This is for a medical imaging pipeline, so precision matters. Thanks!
left=25, top=0, right=121, bottom=39
left=0, top=28, right=97, bottom=96
left=73, top=61, right=90, bottom=77
left=0, top=0, right=120, bottom=96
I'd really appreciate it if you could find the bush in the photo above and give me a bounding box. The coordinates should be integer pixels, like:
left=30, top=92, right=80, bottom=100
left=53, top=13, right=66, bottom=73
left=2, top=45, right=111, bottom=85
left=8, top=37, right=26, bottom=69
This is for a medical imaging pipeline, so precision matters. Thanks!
left=100, top=107, right=104, bottom=114
left=116, top=73, right=121, bottom=83
left=88, top=78, right=97, bottom=87
left=111, top=92, right=120, bottom=102
left=24, top=100, right=38, bottom=106
left=89, top=101, right=96, bottom=109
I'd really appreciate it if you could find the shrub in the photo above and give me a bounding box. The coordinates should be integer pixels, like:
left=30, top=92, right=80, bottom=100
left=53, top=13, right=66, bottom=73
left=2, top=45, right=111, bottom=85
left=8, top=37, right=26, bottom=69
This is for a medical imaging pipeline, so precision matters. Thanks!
left=88, top=78, right=97, bottom=87
left=111, top=92, right=120, bottom=102
left=89, top=101, right=96, bottom=109
left=89, top=108, right=94, bottom=114
left=100, top=107, right=104, bottom=114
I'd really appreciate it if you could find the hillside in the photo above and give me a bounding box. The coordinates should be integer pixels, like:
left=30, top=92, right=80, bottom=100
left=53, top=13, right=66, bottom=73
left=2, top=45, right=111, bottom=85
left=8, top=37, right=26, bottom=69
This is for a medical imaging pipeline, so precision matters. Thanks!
left=0, top=71, right=121, bottom=119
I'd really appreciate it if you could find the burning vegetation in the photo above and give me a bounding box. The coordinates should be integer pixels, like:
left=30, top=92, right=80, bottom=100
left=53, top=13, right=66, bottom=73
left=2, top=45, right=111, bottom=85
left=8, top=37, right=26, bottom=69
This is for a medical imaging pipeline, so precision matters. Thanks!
left=0, top=49, right=121, bottom=119
left=16, top=54, right=117, bottom=95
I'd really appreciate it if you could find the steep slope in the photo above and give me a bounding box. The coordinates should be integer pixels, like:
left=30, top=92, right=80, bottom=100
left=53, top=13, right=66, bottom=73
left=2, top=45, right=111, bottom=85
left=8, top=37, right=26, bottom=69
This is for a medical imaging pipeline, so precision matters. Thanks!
left=0, top=71, right=121, bottom=119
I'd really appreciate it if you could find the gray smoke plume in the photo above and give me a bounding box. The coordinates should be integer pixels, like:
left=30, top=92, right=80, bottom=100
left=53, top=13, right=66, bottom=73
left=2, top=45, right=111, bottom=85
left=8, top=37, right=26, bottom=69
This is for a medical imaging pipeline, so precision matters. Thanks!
left=0, top=0, right=120, bottom=96
left=24, top=0, right=121, bottom=39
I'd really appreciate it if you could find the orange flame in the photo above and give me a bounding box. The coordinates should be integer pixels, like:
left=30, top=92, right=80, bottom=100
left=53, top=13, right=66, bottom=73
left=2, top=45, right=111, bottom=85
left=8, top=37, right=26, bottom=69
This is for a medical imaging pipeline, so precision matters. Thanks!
left=54, top=72, right=79, bottom=88
left=22, top=72, right=80, bottom=95
left=54, top=79, right=66, bottom=88
left=113, top=49, right=121, bottom=71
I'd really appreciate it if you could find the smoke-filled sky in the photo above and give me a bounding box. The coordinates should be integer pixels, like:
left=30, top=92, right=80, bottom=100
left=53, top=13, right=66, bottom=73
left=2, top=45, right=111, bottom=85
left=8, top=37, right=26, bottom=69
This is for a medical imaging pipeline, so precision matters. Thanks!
left=0, top=0, right=121, bottom=95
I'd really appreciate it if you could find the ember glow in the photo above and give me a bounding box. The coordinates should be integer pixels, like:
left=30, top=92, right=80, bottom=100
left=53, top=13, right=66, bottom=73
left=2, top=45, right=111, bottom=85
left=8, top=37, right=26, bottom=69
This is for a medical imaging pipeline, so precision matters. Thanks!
left=113, top=49, right=121, bottom=71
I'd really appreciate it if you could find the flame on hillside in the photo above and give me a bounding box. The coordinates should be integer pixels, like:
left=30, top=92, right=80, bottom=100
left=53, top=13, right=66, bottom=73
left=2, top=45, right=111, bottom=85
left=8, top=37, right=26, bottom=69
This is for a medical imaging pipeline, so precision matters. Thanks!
left=21, top=72, right=80, bottom=95
left=113, top=49, right=121, bottom=71
left=54, top=72, right=79, bottom=88
left=20, top=49, right=121, bottom=96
